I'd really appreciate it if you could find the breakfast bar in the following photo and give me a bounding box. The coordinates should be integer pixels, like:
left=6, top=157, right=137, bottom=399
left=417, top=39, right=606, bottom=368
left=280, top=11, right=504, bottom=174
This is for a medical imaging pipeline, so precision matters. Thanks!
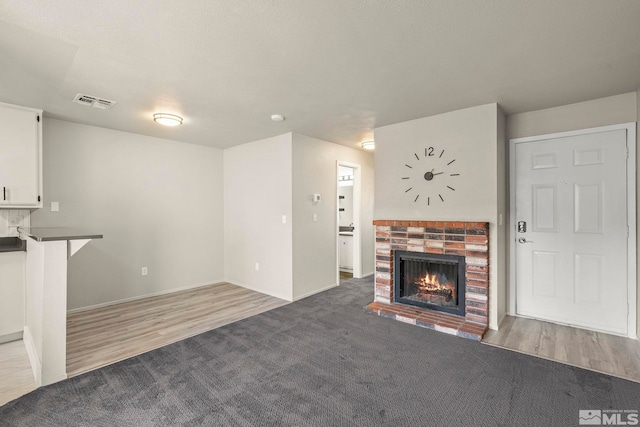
left=18, top=227, right=102, bottom=386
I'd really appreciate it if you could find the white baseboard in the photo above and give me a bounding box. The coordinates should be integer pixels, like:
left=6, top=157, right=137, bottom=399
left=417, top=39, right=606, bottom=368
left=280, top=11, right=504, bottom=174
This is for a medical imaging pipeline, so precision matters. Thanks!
left=67, top=279, right=226, bottom=314
left=23, top=326, right=41, bottom=387
left=293, top=283, right=337, bottom=301
left=0, top=331, right=23, bottom=345
left=226, top=279, right=292, bottom=302
left=495, top=312, right=507, bottom=330
left=358, top=271, right=374, bottom=278
left=41, top=373, right=67, bottom=387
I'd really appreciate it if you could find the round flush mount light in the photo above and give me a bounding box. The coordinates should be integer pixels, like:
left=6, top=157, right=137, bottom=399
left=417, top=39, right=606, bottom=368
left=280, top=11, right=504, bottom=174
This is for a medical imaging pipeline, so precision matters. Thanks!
left=270, top=114, right=285, bottom=122
left=153, top=113, right=183, bottom=127
left=361, top=140, right=375, bottom=150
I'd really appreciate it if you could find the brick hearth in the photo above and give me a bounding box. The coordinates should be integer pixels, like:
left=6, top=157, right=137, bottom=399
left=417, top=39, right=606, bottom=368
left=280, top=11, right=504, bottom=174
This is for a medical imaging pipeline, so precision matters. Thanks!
left=365, top=220, right=489, bottom=340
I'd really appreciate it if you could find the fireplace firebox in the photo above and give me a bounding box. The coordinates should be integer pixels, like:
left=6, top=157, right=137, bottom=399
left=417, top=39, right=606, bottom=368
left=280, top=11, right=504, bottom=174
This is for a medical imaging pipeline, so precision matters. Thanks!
left=394, top=251, right=466, bottom=317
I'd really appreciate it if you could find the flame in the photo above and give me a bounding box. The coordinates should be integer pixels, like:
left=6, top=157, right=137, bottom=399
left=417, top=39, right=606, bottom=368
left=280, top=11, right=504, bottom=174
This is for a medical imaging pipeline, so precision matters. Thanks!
left=415, top=271, right=455, bottom=300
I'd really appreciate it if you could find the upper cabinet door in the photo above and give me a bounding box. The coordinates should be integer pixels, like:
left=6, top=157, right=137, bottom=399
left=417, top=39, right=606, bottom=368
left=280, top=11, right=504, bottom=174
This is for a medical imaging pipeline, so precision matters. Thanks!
left=0, top=102, right=42, bottom=208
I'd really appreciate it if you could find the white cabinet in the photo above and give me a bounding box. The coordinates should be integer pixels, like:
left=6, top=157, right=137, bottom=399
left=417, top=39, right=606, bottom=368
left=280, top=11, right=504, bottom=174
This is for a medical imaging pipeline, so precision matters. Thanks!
left=0, top=102, right=42, bottom=208
left=339, top=234, right=353, bottom=271
left=0, top=251, right=25, bottom=340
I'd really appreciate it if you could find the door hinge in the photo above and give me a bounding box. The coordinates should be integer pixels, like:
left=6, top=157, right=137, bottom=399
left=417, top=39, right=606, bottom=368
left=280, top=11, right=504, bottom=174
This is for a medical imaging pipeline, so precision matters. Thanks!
left=626, top=146, right=629, bottom=159
left=38, top=195, right=41, bottom=202
left=37, top=115, right=40, bottom=123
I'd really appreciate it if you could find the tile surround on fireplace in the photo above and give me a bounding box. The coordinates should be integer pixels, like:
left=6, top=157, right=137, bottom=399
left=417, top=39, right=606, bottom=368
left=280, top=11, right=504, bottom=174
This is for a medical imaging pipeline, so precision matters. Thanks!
left=365, top=220, right=489, bottom=340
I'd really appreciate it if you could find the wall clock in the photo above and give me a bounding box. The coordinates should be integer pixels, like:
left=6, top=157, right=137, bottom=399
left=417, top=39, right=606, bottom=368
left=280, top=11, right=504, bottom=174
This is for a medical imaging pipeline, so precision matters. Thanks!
left=402, top=146, right=460, bottom=205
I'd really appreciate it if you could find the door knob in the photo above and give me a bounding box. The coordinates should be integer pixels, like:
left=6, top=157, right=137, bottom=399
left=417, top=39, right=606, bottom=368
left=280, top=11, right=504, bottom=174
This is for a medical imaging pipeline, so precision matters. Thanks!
left=518, top=237, right=533, bottom=244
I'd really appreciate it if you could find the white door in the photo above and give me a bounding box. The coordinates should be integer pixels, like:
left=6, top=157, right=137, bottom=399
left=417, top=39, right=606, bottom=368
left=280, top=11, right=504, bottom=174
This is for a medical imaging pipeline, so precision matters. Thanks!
left=514, top=129, right=629, bottom=335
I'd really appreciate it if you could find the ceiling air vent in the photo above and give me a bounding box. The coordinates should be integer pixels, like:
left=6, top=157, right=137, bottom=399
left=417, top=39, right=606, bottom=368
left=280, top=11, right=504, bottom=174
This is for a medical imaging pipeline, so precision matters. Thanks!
left=72, top=93, right=117, bottom=110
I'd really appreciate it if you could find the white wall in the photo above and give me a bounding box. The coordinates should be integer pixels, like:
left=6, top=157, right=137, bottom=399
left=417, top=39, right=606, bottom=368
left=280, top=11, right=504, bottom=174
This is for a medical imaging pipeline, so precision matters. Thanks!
left=30, top=119, right=224, bottom=310
left=496, top=107, right=507, bottom=325
left=507, top=91, right=638, bottom=334
left=224, top=133, right=293, bottom=300
left=292, top=134, right=374, bottom=300
left=507, top=92, right=637, bottom=140
left=374, top=103, right=504, bottom=329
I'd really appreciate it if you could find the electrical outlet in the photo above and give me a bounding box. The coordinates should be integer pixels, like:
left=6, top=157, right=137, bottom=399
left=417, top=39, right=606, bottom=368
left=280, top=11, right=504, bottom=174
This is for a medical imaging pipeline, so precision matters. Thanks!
left=51, top=201, right=60, bottom=212
left=312, top=213, right=318, bottom=222
left=255, top=263, right=260, bottom=271
left=141, top=267, right=148, bottom=276
left=281, top=215, right=287, bottom=224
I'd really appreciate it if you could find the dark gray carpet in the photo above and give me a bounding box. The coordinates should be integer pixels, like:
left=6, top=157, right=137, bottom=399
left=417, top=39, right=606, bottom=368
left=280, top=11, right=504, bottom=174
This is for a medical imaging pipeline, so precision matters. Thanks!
left=1, top=277, right=639, bottom=426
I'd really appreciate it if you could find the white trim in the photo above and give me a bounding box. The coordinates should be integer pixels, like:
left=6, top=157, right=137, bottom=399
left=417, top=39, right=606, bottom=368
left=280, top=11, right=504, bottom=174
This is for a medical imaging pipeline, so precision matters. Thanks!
left=336, top=161, right=363, bottom=285
left=227, top=280, right=293, bottom=302
left=23, top=326, right=41, bottom=387
left=360, top=271, right=374, bottom=278
left=41, top=373, right=67, bottom=387
left=627, top=124, right=637, bottom=339
left=0, top=331, right=23, bottom=345
left=508, top=122, right=637, bottom=339
left=66, top=280, right=226, bottom=314
left=292, top=283, right=337, bottom=301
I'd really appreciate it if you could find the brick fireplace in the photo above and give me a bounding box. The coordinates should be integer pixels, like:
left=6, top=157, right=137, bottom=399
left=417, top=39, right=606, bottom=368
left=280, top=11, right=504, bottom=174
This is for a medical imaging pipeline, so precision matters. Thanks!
left=365, top=220, right=489, bottom=340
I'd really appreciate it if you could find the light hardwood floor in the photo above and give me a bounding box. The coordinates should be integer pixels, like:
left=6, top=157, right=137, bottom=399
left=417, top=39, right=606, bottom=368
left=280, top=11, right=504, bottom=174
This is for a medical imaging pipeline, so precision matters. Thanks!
left=483, top=315, right=640, bottom=383
left=67, top=282, right=288, bottom=378
left=0, top=340, right=36, bottom=407
left=0, top=283, right=287, bottom=407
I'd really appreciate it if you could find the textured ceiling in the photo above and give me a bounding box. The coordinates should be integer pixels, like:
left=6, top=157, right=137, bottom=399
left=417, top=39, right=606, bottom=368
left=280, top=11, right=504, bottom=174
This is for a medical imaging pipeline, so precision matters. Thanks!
left=1, top=1, right=640, bottom=149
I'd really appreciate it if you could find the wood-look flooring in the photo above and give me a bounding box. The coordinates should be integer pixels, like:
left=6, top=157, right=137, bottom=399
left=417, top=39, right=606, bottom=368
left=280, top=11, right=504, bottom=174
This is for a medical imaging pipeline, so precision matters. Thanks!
left=66, top=282, right=289, bottom=378
left=339, top=271, right=353, bottom=280
left=0, top=340, right=36, bottom=407
left=483, top=315, right=640, bottom=383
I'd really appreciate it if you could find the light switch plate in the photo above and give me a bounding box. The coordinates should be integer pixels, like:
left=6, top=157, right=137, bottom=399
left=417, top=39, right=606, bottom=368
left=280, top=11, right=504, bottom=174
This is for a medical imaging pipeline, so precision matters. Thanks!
left=51, top=201, right=60, bottom=212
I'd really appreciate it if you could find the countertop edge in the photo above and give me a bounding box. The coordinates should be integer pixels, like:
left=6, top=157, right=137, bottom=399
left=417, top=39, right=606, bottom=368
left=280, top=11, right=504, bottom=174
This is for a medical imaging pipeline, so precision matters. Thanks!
left=18, top=227, right=104, bottom=242
left=26, top=234, right=104, bottom=242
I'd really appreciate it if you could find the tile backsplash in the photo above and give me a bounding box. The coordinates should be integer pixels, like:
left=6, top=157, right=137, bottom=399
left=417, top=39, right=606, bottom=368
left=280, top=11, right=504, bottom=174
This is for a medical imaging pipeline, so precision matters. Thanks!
left=0, top=210, right=31, bottom=237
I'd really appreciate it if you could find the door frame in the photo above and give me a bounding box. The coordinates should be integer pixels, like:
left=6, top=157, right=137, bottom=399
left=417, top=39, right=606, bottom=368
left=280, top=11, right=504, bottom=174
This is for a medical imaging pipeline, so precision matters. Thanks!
left=508, top=122, right=637, bottom=338
left=336, top=161, right=362, bottom=285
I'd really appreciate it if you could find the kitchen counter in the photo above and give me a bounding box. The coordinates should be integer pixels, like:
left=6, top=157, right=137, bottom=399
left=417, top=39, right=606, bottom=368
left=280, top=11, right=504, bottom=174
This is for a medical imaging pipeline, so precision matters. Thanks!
left=0, top=236, right=26, bottom=252
left=19, top=226, right=102, bottom=387
left=18, top=227, right=103, bottom=242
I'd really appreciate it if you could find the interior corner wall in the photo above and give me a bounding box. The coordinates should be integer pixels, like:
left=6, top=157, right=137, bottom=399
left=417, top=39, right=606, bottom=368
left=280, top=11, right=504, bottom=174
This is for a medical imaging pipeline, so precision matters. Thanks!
left=291, top=134, right=374, bottom=301
left=374, top=103, right=502, bottom=329
left=496, top=106, right=507, bottom=326
left=506, top=91, right=638, bottom=336
left=223, top=133, right=293, bottom=301
left=31, top=119, right=225, bottom=311
left=637, top=87, right=640, bottom=337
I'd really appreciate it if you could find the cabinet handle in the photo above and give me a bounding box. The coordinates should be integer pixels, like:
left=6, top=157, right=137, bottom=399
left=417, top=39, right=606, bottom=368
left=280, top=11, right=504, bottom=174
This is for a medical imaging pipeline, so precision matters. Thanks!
left=3, top=187, right=5, bottom=201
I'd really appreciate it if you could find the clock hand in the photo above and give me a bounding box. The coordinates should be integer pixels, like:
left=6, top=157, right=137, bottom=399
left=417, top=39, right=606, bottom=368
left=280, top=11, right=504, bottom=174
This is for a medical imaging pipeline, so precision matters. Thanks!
left=432, top=172, right=444, bottom=176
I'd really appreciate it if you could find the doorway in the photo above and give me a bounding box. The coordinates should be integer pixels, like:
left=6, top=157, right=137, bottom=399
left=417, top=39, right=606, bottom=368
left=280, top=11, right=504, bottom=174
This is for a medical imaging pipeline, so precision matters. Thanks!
left=509, top=123, right=636, bottom=337
left=337, top=162, right=362, bottom=283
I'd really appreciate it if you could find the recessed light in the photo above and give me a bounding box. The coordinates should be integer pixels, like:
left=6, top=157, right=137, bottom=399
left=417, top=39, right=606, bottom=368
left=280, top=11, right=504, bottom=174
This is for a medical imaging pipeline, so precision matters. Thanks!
left=153, top=113, right=183, bottom=126
left=271, top=114, right=285, bottom=122
left=361, top=141, right=375, bottom=150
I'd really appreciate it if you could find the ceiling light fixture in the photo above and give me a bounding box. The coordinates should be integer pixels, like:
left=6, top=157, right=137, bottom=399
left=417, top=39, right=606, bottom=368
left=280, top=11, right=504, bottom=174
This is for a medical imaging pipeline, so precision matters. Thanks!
left=361, top=141, right=375, bottom=150
left=153, top=113, right=183, bottom=127
left=271, top=114, right=285, bottom=122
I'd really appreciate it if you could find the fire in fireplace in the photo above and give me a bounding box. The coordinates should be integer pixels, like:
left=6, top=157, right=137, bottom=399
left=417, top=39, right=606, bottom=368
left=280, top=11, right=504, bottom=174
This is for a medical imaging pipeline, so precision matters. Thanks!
left=394, top=251, right=466, bottom=316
